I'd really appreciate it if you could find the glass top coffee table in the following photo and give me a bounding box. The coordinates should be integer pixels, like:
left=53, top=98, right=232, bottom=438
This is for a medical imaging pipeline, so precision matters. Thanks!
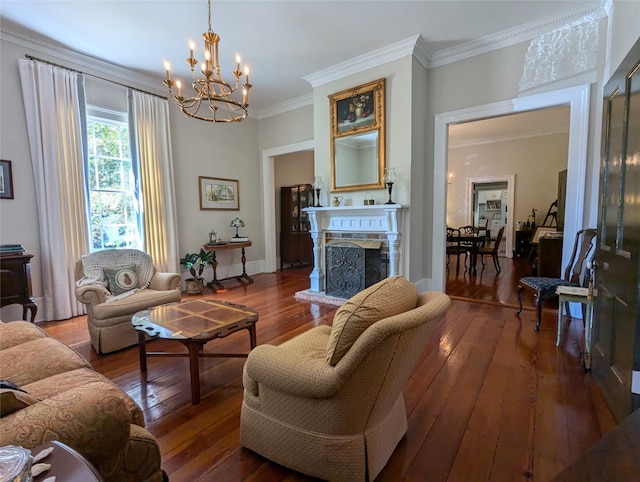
left=132, top=299, right=258, bottom=404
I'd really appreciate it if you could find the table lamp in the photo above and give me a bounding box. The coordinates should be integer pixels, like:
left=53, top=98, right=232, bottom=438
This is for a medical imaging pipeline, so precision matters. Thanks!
left=230, top=217, right=245, bottom=238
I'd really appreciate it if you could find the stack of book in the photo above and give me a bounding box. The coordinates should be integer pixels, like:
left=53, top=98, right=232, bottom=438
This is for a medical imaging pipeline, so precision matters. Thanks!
left=230, top=237, right=250, bottom=243
left=0, top=244, right=25, bottom=255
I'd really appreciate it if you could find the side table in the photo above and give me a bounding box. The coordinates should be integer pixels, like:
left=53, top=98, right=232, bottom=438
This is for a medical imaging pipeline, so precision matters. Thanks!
left=556, top=286, right=594, bottom=370
left=0, top=252, right=37, bottom=322
left=32, top=440, right=103, bottom=481
left=202, top=241, right=253, bottom=292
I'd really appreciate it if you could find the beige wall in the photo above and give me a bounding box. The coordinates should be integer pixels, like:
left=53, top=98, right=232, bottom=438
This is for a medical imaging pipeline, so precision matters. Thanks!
left=0, top=35, right=262, bottom=320
left=446, top=132, right=569, bottom=230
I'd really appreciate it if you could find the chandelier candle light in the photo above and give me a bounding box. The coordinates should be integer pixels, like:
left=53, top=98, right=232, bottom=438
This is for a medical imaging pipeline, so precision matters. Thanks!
left=163, top=0, right=251, bottom=122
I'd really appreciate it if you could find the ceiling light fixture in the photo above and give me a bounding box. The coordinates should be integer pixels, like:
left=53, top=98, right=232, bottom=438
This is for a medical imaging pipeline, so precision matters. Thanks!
left=162, top=0, right=251, bottom=123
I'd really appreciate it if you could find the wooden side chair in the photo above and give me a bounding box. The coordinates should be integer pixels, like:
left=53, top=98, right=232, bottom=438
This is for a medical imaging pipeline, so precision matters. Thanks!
left=516, top=228, right=596, bottom=331
left=446, top=227, right=466, bottom=271
left=478, top=226, right=504, bottom=272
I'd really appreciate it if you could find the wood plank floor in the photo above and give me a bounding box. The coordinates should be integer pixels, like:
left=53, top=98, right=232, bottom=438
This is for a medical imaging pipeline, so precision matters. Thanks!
left=37, top=258, right=616, bottom=482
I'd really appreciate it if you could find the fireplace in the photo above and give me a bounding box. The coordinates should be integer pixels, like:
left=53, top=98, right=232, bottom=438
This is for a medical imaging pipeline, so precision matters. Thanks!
left=299, top=204, right=406, bottom=297
left=325, top=240, right=383, bottom=299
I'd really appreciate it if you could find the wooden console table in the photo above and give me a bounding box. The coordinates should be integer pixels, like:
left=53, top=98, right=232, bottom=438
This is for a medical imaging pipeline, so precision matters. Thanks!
left=0, top=252, right=37, bottom=322
left=203, top=241, right=253, bottom=292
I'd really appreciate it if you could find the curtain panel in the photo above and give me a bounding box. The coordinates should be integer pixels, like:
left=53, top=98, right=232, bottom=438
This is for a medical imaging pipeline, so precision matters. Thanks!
left=128, top=90, right=180, bottom=273
left=18, top=58, right=90, bottom=320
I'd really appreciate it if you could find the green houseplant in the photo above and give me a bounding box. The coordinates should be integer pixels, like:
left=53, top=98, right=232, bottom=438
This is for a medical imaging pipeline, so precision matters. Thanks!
left=180, top=248, right=215, bottom=294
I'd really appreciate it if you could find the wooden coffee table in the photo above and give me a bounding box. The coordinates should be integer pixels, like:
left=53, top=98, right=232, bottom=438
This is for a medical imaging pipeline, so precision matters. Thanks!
left=132, top=299, right=258, bottom=404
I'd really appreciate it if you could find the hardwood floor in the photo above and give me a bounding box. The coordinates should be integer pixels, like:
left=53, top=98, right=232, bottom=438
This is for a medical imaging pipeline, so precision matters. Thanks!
left=37, top=259, right=616, bottom=482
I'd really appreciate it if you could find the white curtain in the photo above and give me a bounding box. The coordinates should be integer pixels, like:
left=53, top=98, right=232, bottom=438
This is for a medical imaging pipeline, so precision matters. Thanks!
left=129, top=90, right=180, bottom=273
left=18, top=58, right=89, bottom=320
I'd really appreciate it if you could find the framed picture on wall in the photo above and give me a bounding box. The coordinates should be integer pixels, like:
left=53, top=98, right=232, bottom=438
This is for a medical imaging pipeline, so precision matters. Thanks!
left=329, top=78, right=385, bottom=136
left=0, top=160, right=14, bottom=199
left=531, top=226, right=556, bottom=244
left=199, top=176, right=239, bottom=210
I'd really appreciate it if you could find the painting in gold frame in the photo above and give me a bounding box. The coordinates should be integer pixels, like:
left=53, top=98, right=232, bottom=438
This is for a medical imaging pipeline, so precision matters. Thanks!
left=329, top=78, right=385, bottom=137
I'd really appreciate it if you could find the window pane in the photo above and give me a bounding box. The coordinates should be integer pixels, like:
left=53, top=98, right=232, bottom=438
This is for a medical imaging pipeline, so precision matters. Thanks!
left=86, top=113, right=141, bottom=252
left=96, top=157, right=123, bottom=190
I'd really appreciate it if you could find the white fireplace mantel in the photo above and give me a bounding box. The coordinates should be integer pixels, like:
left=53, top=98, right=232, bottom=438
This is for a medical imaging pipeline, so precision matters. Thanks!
left=303, top=204, right=406, bottom=292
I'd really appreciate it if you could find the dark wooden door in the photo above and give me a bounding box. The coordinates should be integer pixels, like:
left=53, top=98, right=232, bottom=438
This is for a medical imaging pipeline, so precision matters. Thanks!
left=592, top=38, right=640, bottom=422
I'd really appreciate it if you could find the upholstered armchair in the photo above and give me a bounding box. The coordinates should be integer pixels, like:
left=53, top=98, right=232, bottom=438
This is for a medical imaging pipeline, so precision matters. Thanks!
left=240, top=276, right=451, bottom=481
left=75, top=249, right=181, bottom=354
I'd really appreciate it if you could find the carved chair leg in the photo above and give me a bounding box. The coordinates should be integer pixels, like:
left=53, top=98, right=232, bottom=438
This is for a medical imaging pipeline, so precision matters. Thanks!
left=493, top=254, right=500, bottom=272
left=535, top=295, right=544, bottom=331
left=516, top=285, right=524, bottom=314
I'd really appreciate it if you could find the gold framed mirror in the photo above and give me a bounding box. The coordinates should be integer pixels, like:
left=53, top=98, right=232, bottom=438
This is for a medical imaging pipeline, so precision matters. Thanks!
left=329, top=78, right=385, bottom=192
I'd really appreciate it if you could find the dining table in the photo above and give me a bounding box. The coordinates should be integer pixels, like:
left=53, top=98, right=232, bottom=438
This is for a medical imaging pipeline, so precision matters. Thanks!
left=446, top=232, right=488, bottom=273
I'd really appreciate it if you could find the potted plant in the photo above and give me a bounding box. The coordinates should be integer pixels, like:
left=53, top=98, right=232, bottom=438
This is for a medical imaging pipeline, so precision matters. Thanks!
left=180, top=248, right=215, bottom=295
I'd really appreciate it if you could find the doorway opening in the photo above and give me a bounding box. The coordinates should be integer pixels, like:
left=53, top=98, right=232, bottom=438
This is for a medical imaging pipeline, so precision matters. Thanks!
left=432, top=84, right=590, bottom=292
left=470, top=179, right=510, bottom=256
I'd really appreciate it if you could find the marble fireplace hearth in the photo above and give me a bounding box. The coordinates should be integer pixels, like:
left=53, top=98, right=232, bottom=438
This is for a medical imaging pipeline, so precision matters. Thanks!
left=294, top=204, right=406, bottom=304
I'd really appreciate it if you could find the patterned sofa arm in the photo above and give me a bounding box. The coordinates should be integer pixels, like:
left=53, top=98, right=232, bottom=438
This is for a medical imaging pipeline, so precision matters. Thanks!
left=0, top=381, right=130, bottom=465
left=148, top=271, right=181, bottom=291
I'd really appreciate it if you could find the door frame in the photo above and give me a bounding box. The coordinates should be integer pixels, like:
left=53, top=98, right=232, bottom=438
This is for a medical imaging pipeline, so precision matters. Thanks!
left=466, top=175, right=515, bottom=257
left=431, top=84, right=590, bottom=291
left=261, top=140, right=315, bottom=273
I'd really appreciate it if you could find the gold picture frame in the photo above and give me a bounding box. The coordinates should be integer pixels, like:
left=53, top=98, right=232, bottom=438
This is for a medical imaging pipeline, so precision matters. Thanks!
left=329, top=78, right=385, bottom=137
left=329, top=78, right=386, bottom=192
left=199, top=176, right=239, bottom=210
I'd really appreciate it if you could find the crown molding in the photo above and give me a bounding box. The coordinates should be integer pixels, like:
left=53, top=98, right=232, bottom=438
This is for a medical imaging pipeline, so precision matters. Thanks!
left=254, top=93, right=313, bottom=120
left=304, top=35, right=424, bottom=88
left=0, top=27, right=166, bottom=96
left=303, top=1, right=608, bottom=87
left=429, top=1, right=609, bottom=68
left=3, top=1, right=610, bottom=118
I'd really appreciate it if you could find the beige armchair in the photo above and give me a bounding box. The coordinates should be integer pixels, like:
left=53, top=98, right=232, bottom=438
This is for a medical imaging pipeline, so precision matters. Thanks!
left=240, top=276, right=451, bottom=481
left=75, top=249, right=181, bottom=354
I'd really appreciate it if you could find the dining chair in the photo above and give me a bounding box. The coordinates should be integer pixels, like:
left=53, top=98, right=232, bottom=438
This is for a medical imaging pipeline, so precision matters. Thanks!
left=458, top=225, right=481, bottom=271
left=478, top=226, right=505, bottom=272
left=516, top=228, right=596, bottom=331
left=446, top=227, right=466, bottom=271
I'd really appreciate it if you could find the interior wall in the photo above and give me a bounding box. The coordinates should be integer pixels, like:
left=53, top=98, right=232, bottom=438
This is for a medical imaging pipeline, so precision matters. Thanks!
left=0, top=35, right=262, bottom=320
left=447, top=132, right=569, bottom=231
left=422, top=14, right=613, bottom=292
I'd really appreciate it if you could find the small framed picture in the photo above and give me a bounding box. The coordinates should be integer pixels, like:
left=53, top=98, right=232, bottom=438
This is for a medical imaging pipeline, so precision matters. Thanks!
left=0, top=160, right=14, bottom=199
left=199, top=176, right=239, bottom=210
left=531, top=226, right=557, bottom=244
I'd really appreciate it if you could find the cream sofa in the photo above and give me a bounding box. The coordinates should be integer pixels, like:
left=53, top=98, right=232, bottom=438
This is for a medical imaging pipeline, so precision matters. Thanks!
left=0, top=320, right=165, bottom=482
left=75, top=249, right=182, bottom=354
left=240, top=276, right=451, bottom=481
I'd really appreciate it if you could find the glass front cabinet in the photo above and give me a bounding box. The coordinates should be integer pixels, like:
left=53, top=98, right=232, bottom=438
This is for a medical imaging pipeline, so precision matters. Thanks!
left=280, top=184, right=313, bottom=269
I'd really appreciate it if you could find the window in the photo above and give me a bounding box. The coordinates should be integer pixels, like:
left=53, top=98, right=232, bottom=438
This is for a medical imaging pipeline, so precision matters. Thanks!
left=86, top=107, right=141, bottom=251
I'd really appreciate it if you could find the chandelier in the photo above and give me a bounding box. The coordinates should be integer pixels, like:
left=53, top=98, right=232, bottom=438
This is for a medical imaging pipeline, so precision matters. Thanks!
left=162, top=0, right=251, bottom=123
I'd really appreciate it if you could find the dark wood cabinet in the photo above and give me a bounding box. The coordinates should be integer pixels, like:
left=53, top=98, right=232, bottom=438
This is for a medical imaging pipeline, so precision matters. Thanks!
left=280, top=184, right=313, bottom=270
left=0, top=252, right=37, bottom=322
left=514, top=230, right=532, bottom=258
left=537, top=237, right=563, bottom=278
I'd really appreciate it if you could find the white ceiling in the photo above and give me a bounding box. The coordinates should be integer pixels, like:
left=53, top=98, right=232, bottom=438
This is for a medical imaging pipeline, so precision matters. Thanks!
left=1, top=0, right=602, bottom=116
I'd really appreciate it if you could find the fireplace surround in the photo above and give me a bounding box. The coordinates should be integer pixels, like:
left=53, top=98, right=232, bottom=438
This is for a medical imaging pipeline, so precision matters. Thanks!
left=300, top=204, right=406, bottom=296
